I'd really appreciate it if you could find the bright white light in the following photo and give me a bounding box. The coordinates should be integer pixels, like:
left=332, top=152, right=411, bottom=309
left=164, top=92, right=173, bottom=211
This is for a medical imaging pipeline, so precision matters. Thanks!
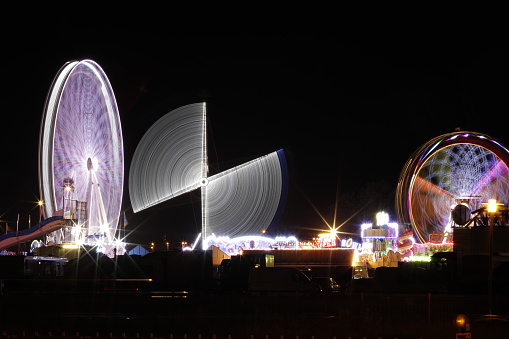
left=62, top=244, right=79, bottom=249
left=376, top=212, right=389, bottom=226
left=275, top=236, right=298, bottom=243
left=407, top=255, right=431, bottom=262
left=91, top=157, right=99, bottom=171
left=205, top=234, right=297, bottom=254
left=361, top=223, right=372, bottom=230
left=191, top=232, right=201, bottom=250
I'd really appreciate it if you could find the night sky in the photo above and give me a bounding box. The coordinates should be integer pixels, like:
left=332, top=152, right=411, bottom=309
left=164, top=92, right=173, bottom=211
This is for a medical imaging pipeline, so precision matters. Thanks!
left=1, top=20, right=507, bottom=248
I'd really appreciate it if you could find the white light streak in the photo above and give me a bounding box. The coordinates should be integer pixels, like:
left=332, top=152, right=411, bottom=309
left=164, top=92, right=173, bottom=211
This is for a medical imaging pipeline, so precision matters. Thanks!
left=129, top=103, right=205, bottom=212
left=129, top=102, right=287, bottom=248
left=204, top=151, right=284, bottom=242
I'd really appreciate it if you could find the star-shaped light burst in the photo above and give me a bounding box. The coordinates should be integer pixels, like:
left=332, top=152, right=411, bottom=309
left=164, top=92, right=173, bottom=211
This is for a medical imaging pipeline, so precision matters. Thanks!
left=297, top=175, right=364, bottom=241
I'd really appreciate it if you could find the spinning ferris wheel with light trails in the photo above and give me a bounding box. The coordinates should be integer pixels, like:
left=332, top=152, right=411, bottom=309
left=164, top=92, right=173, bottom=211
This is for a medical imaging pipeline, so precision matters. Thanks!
left=129, top=102, right=288, bottom=250
left=39, top=59, right=124, bottom=256
left=396, top=131, right=509, bottom=244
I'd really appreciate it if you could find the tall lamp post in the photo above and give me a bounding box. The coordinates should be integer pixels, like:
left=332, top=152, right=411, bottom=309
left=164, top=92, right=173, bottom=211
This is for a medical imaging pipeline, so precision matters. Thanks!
left=487, top=199, right=497, bottom=316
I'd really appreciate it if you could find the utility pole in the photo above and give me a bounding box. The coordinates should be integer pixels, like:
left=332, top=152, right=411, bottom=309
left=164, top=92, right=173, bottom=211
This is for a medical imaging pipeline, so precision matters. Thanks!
left=487, top=199, right=498, bottom=316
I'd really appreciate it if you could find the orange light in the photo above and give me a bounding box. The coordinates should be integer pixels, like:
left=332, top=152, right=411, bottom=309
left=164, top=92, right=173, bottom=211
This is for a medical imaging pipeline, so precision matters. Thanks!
left=487, top=199, right=497, bottom=213
left=455, top=314, right=470, bottom=332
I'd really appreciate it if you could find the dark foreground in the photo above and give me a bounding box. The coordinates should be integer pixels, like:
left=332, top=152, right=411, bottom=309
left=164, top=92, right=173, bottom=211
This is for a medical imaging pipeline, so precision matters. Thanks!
left=2, top=289, right=509, bottom=339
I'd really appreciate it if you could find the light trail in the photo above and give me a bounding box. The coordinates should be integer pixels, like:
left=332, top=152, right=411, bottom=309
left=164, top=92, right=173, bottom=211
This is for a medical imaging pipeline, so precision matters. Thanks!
left=129, top=103, right=288, bottom=249
left=39, top=60, right=124, bottom=255
left=397, top=131, right=509, bottom=243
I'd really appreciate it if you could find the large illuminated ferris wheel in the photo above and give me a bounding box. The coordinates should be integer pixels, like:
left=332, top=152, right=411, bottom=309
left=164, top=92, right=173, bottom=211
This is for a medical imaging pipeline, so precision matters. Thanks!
left=38, top=60, right=124, bottom=253
left=396, top=131, right=509, bottom=244
left=129, top=102, right=288, bottom=250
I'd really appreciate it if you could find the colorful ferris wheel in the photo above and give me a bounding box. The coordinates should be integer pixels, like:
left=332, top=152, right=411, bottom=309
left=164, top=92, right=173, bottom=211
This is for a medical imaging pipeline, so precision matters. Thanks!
left=396, top=131, right=509, bottom=244
left=38, top=60, right=124, bottom=252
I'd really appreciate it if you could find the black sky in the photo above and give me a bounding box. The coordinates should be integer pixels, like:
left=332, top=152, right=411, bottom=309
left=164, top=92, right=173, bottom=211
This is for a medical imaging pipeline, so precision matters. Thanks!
left=1, top=19, right=508, bottom=247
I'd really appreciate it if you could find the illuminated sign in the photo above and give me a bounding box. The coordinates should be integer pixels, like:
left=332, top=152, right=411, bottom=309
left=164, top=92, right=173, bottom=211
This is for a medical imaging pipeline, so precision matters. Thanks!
left=341, top=238, right=362, bottom=250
